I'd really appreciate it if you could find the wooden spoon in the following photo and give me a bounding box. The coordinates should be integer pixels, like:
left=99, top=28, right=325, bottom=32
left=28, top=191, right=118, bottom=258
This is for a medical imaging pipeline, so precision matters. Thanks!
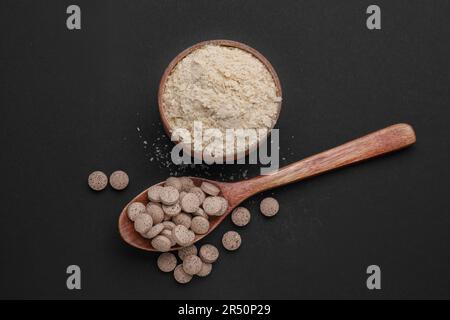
left=119, top=123, right=416, bottom=252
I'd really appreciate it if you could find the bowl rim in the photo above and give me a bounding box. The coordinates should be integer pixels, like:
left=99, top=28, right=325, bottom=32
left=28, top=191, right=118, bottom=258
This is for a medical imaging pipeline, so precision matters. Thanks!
left=157, top=39, right=283, bottom=160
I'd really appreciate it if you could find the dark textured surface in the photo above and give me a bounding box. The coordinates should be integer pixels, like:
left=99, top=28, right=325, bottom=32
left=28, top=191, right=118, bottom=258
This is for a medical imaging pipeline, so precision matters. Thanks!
left=0, top=0, right=449, bottom=299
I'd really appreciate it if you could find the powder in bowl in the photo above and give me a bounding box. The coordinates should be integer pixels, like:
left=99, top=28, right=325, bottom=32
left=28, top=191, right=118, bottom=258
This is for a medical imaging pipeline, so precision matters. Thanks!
left=161, top=43, right=282, bottom=156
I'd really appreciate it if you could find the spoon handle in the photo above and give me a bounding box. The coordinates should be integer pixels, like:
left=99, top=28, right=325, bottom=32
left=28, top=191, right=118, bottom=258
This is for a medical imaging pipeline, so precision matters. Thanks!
left=226, top=123, right=416, bottom=203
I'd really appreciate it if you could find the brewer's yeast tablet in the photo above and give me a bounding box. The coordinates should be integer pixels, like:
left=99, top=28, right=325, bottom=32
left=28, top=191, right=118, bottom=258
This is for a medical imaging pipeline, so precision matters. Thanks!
left=260, top=197, right=279, bottom=217
left=222, top=231, right=241, bottom=251
left=134, top=214, right=153, bottom=234
left=160, top=186, right=179, bottom=205
left=190, top=216, right=209, bottom=235
left=182, top=255, right=202, bottom=275
left=127, top=202, right=146, bottom=221
left=197, top=262, right=212, bottom=277
left=148, top=185, right=164, bottom=202
left=88, top=171, right=108, bottom=191
left=151, top=235, right=172, bottom=252
left=231, top=207, right=251, bottom=227
left=157, top=253, right=177, bottom=272
left=178, top=245, right=198, bottom=261
left=174, top=264, right=192, bottom=284
left=200, top=181, right=220, bottom=196
left=109, top=170, right=129, bottom=190
left=199, top=244, right=219, bottom=263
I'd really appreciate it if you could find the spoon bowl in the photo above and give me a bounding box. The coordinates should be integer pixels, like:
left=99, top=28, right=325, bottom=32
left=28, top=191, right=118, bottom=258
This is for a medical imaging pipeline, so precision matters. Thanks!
left=119, top=124, right=416, bottom=252
left=118, top=177, right=236, bottom=251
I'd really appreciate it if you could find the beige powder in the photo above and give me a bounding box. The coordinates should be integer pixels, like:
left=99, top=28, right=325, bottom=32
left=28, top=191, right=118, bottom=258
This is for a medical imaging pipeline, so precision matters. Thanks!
left=162, top=44, right=281, bottom=137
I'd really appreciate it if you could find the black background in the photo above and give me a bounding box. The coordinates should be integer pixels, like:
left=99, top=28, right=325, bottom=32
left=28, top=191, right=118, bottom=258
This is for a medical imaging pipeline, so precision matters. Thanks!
left=1, top=0, right=449, bottom=300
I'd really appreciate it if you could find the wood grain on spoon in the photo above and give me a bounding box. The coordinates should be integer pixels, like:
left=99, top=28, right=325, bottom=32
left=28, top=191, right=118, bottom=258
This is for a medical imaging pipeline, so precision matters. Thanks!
left=119, top=123, right=416, bottom=252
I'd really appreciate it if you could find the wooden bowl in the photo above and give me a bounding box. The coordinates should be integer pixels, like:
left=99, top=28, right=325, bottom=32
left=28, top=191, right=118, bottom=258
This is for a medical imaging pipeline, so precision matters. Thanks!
left=157, top=39, right=283, bottom=159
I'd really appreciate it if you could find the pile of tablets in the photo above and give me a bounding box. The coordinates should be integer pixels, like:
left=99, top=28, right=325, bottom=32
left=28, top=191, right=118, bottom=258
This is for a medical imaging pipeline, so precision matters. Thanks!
left=127, top=177, right=228, bottom=252
left=157, top=244, right=219, bottom=284
left=122, top=175, right=280, bottom=284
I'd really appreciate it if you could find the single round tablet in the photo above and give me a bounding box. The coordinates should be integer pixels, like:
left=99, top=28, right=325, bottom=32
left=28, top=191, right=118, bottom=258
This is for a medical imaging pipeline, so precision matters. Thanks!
left=165, top=177, right=182, bottom=191
left=134, top=214, right=153, bottom=234
left=151, top=235, right=172, bottom=252
left=217, top=197, right=229, bottom=216
left=160, top=186, right=179, bottom=205
left=222, top=231, right=242, bottom=251
left=179, top=177, right=195, bottom=192
left=162, top=203, right=181, bottom=217
left=147, top=203, right=165, bottom=224
left=157, top=253, right=177, bottom=272
left=173, top=225, right=195, bottom=247
left=179, top=191, right=187, bottom=201
left=174, top=264, right=192, bottom=284
left=193, top=208, right=208, bottom=219
left=182, top=255, right=202, bottom=275
left=190, top=216, right=210, bottom=235
left=181, top=193, right=201, bottom=213
left=147, top=185, right=164, bottom=202
left=202, top=196, right=223, bottom=216
left=162, top=221, right=176, bottom=230
left=260, top=197, right=279, bottom=217
left=127, top=202, right=146, bottom=221
left=143, top=223, right=164, bottom=239
left=109, top=170, right=129, bottom=190
left=189, top=187, right=206, bottom=204
left=197, top=262, right=212, bottom=277
left=161, top=229, right=176, bottom=246
left=148, top=201, right=161, bottom=207
left=199, top=244, right=219, bottom=263
left=178, top=245, right=198, bottom=261
left=88, top=171, right=108, bottom=191
left=231, top=207, right=251, bottom=227
left=172, top=213, right=192, bottom=229
left=200, top=181, right=220, bottom=196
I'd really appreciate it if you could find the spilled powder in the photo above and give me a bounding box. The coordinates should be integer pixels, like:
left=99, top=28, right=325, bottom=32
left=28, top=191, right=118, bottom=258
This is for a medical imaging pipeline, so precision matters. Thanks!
left=136, top=123, right=252, bottom=181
